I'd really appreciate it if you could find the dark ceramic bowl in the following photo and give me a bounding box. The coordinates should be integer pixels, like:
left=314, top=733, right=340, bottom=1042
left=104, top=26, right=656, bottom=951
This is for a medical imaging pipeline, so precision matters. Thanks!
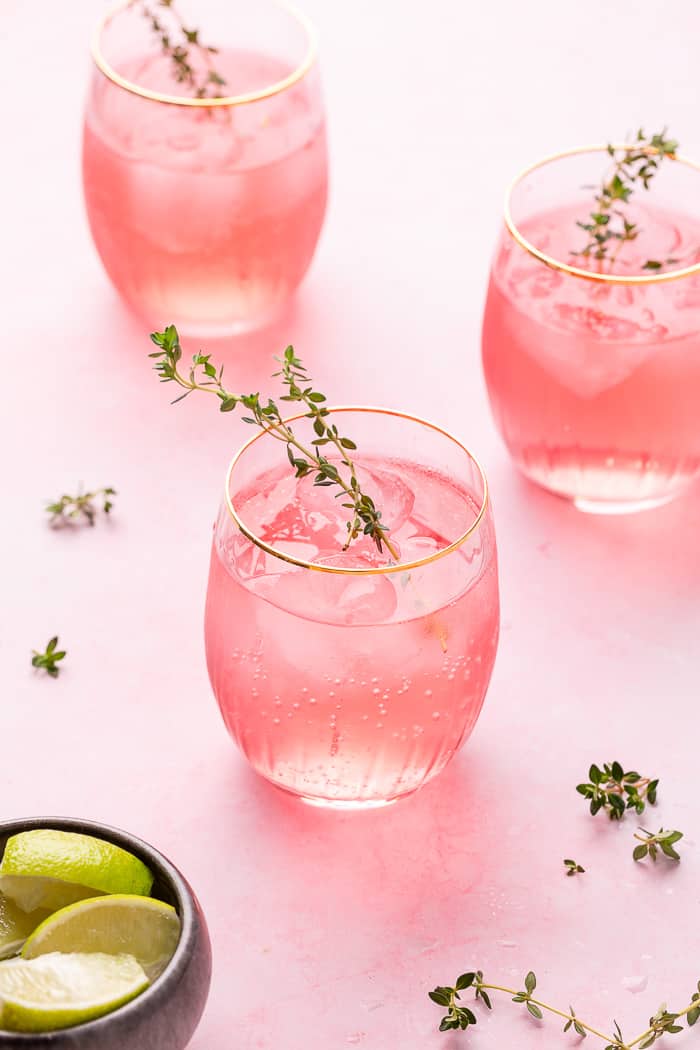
left=0, top=817, right=212, bottom=1049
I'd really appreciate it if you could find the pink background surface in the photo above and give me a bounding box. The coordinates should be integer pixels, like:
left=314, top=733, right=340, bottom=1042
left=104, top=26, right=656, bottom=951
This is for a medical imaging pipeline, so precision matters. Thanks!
left=3, top=2, right=700, bottom=1047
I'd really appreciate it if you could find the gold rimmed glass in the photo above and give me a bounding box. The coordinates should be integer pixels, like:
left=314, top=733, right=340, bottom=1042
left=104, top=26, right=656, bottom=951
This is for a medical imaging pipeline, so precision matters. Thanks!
left=83, top=0, right=328, bottom=336
left=482, top=144, right=700, bottom=513
left=204, top=407, right=500, bottom=808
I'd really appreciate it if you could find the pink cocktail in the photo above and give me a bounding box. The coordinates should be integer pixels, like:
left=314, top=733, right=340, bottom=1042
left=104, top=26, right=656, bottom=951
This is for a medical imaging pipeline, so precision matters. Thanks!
left=83, top=1, right=328, bottom=335
left=205, top=409, right=499, bottom=807
left=482, top=146, right=700, bottom=512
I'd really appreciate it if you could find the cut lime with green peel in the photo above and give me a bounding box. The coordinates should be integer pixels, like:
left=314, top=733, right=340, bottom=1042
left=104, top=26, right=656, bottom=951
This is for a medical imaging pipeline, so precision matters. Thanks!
left=0, top=895, right=51, bottom=961
left=23, top=895, right=181, bottom=981
left=0, top=951, right=149, bottom=1032
left=0, top=830, right=153, bottom=913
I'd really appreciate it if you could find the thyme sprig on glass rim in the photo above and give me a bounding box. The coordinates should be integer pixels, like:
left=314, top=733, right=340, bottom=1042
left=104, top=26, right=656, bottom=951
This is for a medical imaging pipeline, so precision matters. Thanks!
left=149, top=325, right=399, bottom=559
left=430, top=969, right=700, bottom=1048
left=46, top=487, right=116, bottom=528
left=574, top=128, right=679, bottom=271
left=577, top=761, right=659, bottom=820
left=133, top=0, right=227, bottom=99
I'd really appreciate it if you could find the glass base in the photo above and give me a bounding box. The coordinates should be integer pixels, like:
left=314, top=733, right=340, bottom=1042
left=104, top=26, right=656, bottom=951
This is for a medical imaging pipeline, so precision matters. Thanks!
left=298, top=795, right=399, bottom=811
left=514, top=458, right=690, bottom=515
left=168, top=304, right=286, bottom=340
left=573, top=493, right=676, bottom=515
left=123, top=291, right=291, bottom=341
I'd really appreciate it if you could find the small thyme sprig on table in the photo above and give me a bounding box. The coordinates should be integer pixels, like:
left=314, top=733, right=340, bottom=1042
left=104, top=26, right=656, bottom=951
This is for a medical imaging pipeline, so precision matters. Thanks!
left=577, top=762, right=659, bottom=820
left=31, top=637, right=66, bottom=679
left=574, top=128, right=679, bottom=270
left=46, top=487, right=116, bottom=528
left=564, top=858, right=585, bottom=876
left=134, top=0, right=227, bottom=99
left=633, top=828, right=683, bottom=864
left=149, top=325, right=399, bottom=559
left=430, top=970, right=700, bottom=1048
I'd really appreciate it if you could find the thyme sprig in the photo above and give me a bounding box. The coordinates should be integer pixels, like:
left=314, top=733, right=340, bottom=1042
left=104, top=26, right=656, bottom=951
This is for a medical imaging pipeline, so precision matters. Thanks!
left=31, top=637, right=66, bottom=679
left=431, top=970, right=700, bottom=1048
left=575, top=129, right=679, bottom=270
left=46, top=487, right=116, bottom=528
left=149, top=325, right=398, bottom=558
left=633, top=828, right=683, bottom=864
left=563, top=858, right=585, bottom=876
left=577, top=761, right=659, bottom=820
left=135, top=0, right=227, bottom=98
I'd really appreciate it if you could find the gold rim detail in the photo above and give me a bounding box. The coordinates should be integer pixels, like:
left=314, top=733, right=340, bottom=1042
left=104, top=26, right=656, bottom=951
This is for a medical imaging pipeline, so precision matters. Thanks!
left=223, top=406, right=490, bottom=576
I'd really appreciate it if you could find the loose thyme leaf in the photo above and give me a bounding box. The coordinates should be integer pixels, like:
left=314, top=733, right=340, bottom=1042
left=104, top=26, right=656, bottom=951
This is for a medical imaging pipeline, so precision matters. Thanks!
left=633, top=828, right=683, bottom=863
left=46, top=487, right=116, bottom=528
left=577, top=761, right=659, bottom=820
left=564, top=858, right=585, bottom=876
left=149, top=326, right=398, bottom=558
left=31, top=637, right=67, bottom=678
left=574, top=128, right=678, bottom=270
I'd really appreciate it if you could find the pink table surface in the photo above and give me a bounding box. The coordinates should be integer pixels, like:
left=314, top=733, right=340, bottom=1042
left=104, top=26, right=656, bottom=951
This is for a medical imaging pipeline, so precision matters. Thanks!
left=3, top=2, right=700, bottom=1047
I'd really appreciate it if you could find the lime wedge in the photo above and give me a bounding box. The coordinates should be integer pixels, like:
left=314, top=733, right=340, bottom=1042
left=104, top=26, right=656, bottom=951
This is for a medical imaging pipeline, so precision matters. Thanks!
left=0, top=877, right=104, bottom=915
left=0, top=831, right=153, bottom=913
left=0, top=951, right=148, bottom=1032
left=23, top=895, right=180, bottom=981
left=0, top=895, right=50, bottom=960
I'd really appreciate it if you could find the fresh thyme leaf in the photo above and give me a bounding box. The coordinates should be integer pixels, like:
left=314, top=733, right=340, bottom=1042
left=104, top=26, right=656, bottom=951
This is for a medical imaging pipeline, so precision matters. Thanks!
left=576, top=761, right=659, bottom=820
left=31, top=637, right=66, bottom=679
left=574, top=128, right=678, bottom=270
left=149, top=325, right=398, bottom=558
left=563, top=858, right=585, bottom=876
left=431, top=970, right=700, bottom=1047
left=632, top=827, right=683, bottom=864
left=134, top=0, right=227, bottom=99
left=46, top=487, right=116, bottom=528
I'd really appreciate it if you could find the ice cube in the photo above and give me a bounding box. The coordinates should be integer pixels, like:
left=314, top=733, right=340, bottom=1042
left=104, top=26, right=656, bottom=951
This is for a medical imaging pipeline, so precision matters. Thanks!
left=252, top=561, right=398, bottom=626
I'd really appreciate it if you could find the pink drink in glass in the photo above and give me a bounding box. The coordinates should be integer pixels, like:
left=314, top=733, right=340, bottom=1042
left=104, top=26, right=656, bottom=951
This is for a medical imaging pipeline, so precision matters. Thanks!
left=204, top=410, right=499, bottom=807
left=482, top=147, right=700, bottom=512
left=83, top=2, right=327, bottom=335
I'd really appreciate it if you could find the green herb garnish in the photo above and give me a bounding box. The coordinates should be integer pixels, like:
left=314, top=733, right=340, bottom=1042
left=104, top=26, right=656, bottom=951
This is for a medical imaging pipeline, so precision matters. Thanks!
left=577, top=761, right=659, bottom=820
left=135, top=0, right=227, bottom=99
left=46, top=487, right=116, bottom=528
left=632, top=827, right=683, bottom=864
left=31, top=637, right=66, bottom=679
left=149, top=325, right=398, bottom=559
left=431, top=969, right=700, bottom=1048
left=563, top=858, right=585, bottom=877
left=575, top=129, right=678, bottom=270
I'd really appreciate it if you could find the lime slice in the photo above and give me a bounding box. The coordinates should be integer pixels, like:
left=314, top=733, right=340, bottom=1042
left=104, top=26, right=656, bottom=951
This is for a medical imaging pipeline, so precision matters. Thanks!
left=0, top=831, right=153, bottom=913
left=0, top=895, right=50, bottom=961
left=0, top=877, right=105, bottom=915
left=0, top=951, right=148, bottom=1032
left=23, top=895, right=181, bottom=981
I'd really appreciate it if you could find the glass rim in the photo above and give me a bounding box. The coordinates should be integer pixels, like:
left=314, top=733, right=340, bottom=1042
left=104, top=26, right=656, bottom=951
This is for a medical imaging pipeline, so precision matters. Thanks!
left=504, top=143, right=700, bottom=285
left=224, top=406, right=490, bottom=576
left=91, top=0, right=318, bottom=108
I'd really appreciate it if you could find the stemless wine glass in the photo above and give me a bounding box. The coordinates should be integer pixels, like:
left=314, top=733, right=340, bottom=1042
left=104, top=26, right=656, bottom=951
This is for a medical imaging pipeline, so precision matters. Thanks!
left=204, top=408, right=500, bottom=808
left=482, top=145, right=700, bottom=513
left=83, top=0, right=328, bottom=335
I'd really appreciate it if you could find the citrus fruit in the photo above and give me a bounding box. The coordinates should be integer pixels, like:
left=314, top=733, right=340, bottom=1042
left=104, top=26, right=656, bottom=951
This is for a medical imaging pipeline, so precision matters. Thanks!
left=0, top=831, right=153, bottom=913
left=0, top=951, right=148, bottom=1032
left=23, top=894, right=180, bottom=981
left=0, top=894, right=50, bottom=960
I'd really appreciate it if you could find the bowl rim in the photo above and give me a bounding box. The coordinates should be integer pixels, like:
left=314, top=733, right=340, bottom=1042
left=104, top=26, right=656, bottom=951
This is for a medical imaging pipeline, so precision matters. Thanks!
left=0, top=816, right=197, bottom=1042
